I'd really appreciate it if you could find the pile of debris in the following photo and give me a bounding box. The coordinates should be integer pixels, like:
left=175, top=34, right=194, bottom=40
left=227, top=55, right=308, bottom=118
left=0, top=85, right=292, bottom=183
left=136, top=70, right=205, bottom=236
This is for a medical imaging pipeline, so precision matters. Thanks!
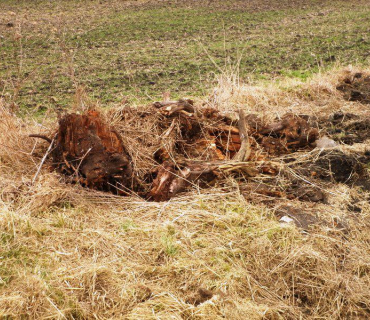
left=29, top=99, right=370, bottom=202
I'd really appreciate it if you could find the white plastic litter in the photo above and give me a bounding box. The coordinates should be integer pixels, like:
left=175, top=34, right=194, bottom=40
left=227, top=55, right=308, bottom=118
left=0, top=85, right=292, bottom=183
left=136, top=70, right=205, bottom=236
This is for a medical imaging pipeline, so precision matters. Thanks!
left=280, top=216, right=294, bottom=224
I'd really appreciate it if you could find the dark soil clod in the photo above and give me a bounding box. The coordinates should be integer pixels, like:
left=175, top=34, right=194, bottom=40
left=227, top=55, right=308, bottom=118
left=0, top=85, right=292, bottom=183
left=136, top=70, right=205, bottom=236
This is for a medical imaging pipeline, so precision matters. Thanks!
left=275, top=205, right=319, bottom=230
left=337, top=73, right=370, bottom=104
left=322, top=112, right=370, bottom=145
left=186, top=288, right=214, bottom=306
left=296, top=150, right=370, bottom=190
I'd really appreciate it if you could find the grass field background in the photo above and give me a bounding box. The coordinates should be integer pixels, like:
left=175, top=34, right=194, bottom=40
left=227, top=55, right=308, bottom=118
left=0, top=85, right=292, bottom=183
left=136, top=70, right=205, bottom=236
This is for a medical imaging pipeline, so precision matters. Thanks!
left=1, top=0, right=370, bottom=110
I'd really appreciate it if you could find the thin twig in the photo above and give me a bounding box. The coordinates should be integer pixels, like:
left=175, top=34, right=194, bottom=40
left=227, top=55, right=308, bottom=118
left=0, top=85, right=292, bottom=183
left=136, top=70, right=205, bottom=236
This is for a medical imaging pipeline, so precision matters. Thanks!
left=46, top=296, right=67, bottom=319
left=32, top=136, right=55, bottom=184
left=29, top=134, right=52, bottom=143
left=74, top=147, right=92, bottom=175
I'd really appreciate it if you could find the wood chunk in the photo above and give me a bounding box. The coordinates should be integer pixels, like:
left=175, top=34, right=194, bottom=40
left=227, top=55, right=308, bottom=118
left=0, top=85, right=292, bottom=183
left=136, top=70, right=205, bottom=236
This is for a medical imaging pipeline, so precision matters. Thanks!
left=149, top=160, right=260, bottom=201
left=253, top=114, right=319, bottom=155
left=149, top=161, right=218, bottom=201
left=235, top=109, right=251, bottom=161
left=153, top=99, right=195, bottom=116
left=184, top=138, right=225, bottom=160
left=52, top=110, right=135, bottom=193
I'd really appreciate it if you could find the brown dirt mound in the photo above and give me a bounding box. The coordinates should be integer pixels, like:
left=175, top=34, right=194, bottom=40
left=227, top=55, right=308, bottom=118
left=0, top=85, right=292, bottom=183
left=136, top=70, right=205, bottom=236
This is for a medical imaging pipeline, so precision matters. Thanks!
left=320, top=111, right=370, bottom=145
left=297, top=150, right=370, bottom=190
left=337, top=72, right=370, bottom=104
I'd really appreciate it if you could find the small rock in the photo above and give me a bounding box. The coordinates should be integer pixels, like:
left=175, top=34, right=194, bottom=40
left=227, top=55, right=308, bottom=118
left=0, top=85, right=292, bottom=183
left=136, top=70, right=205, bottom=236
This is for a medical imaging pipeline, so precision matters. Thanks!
left=315, top=136, right=337, bottom=149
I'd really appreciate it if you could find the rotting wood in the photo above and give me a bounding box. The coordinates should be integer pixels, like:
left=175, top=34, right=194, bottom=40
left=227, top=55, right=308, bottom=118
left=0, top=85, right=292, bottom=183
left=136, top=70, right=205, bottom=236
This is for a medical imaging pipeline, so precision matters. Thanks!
left=31, top=110, right=136, bottom=194
left=251, top=113, right=319, bottom=155
left=148, top=160, right=219, bottom=201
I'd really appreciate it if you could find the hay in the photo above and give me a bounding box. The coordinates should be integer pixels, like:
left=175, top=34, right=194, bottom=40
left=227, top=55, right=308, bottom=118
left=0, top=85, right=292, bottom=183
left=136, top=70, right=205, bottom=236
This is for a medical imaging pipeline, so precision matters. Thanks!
left=1, top=69, right=370, bottom=319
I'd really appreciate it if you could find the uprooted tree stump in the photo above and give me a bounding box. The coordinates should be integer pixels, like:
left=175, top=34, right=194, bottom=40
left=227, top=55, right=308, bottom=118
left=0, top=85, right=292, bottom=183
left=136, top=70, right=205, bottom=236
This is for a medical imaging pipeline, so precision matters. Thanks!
left=51, top=110, right=136, bottom=194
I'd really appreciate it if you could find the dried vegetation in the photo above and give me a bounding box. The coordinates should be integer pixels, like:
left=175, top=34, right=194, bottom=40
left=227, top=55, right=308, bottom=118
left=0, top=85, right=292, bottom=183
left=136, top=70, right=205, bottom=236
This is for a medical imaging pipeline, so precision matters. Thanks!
left=1, top=68, right=370, bottom=319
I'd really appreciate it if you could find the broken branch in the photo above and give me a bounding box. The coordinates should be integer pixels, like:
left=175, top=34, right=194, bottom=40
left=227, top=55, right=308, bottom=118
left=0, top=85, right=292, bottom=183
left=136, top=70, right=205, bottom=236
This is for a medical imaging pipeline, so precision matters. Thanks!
left=235, top=109, right=251, bottom=161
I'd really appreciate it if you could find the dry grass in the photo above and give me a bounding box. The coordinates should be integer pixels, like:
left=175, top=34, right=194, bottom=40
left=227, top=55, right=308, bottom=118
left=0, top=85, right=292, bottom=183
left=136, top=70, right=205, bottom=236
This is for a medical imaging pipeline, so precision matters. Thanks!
left=210, top=65, right=370, bottom=115
left=1, top=68, right=370, bottom=319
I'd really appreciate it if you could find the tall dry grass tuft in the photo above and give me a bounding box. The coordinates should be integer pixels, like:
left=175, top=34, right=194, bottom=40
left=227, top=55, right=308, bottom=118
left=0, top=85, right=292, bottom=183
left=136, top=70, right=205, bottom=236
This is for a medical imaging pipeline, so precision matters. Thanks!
left=0, top=100, right=38, bottom=174
left=210, top=65, right=370, bottom=118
